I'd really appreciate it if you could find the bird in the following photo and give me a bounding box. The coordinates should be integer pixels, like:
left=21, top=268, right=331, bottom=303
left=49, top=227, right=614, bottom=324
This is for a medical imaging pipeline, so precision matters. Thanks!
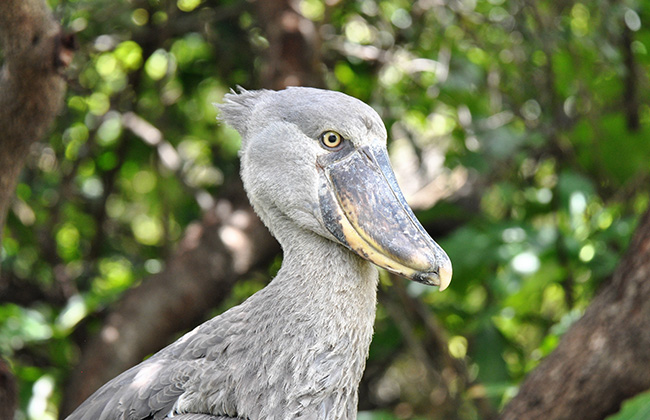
left=66, top=87, right=452, bottom=420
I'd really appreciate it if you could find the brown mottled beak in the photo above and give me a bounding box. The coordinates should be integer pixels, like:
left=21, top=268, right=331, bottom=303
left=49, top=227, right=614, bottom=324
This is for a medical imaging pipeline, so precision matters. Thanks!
left=319, top=145, right=452, bottom=291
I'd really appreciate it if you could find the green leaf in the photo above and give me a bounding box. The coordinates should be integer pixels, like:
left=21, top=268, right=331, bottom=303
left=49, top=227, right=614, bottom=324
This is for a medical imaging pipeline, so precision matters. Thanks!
left=606, top=391, right=650, bottom=420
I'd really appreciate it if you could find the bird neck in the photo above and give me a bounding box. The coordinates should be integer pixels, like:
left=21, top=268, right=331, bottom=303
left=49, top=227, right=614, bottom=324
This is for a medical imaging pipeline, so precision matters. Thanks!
left=173, top=220, right=380, bottom=419
left=272, top=222, right=379, bottom=316
left=256, top=223, right=379, bottom=418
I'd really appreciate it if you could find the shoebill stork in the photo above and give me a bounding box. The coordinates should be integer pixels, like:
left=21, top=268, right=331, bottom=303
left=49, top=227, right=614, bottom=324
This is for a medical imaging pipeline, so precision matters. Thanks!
left=66, top=87, right=452, bottom=420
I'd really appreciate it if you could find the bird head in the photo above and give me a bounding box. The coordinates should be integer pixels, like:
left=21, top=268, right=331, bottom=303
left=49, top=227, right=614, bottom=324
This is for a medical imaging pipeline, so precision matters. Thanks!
left=218, top=87, right=452, bottom=291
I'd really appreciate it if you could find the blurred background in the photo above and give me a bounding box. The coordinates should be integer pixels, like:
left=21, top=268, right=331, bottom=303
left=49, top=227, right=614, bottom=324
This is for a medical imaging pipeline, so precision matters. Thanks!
left=1, top=0, right=650, bottom=419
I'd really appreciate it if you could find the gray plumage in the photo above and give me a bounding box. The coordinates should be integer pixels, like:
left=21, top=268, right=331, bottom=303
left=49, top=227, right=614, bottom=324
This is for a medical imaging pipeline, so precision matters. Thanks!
left=67, top=87, right=451, bottom=420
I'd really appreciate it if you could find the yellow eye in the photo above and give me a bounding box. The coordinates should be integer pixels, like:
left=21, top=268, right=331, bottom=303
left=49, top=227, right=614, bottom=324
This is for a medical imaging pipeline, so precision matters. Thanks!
left=320, top=131, right=343, bottom=149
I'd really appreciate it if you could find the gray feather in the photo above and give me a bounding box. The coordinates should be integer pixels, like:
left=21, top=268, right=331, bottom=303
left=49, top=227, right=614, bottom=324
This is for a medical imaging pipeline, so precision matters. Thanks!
left=66, top=87, right=401, bottom=420
left=216, top=87, right=269, bottom=140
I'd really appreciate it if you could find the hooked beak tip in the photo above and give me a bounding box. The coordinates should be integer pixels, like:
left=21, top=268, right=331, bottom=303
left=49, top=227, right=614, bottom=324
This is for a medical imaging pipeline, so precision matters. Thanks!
left=412, top=258, right=452, bottom=291
left=437, top=259, right=453, bottom=291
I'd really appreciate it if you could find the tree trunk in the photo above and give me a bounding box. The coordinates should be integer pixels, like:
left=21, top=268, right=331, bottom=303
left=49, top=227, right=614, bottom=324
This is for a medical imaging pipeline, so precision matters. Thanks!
left=500, top=206, right=650, bottom=420
left=0, top=0, right=72, bottom=243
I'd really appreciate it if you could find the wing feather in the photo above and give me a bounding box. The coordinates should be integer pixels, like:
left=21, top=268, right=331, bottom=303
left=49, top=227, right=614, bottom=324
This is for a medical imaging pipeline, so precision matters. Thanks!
left=66, top=308, right=249, bottom=420
left=67, top=356, right=192, bottom=420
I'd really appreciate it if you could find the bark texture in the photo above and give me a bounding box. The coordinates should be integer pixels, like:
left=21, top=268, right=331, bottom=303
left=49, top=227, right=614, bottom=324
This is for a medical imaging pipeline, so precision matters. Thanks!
left=61, top=183, right=280, bottom=415
left=500, top=206, right=650, bottom=420
left=0, top=0, right=71, bottom=242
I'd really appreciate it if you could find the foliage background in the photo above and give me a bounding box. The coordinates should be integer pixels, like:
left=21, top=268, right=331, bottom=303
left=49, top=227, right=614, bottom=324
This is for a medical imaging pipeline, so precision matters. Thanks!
left=1, top=0, right=649, bottom=419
